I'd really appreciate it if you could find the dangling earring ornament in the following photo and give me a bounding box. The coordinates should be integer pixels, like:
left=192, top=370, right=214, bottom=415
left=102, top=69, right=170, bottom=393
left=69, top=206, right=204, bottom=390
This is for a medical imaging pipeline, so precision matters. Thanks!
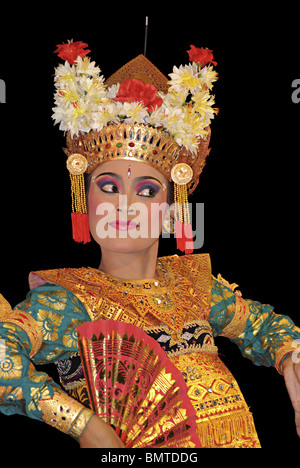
left=162, top=214, right=175, bottom=235
left=171, top=163, right=194, bottom=255
left=66, top=153, right=91, bottom=244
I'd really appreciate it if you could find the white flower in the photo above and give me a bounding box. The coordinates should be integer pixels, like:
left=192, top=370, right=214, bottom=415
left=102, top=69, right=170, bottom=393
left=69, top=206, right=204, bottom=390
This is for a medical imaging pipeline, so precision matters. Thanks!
left=163, top=104, right=209, bottom=153
left=168, top=63, right=202, bottom=94
left=163, top=107, right=184, bottom=133
left=192, top=89, right=216, bottom=123
left=106, top=83, right=120, bottom=99
left=54, top=62, right=76, bottom=87
left=174, top=130, right=200, bottom=154
left=162, top=89, right=188, bottom=108
left=55, top=82, right=81, bottom=106
left=147, top=105, right=166, bottom=127
left=76, top=56, right=102, bottom=78
left=199, top=65, right=218, bottom=90
left=52, top=45, right=217, bottom=152
left=52, top=106, right=66, bottom=127
left=121, top=102, right=149, bottom=124
left=80, top=77, right=107, bottom=105
left=92, top=103, right=120, bottom=131
left=52, top=52, right=108, bottom=137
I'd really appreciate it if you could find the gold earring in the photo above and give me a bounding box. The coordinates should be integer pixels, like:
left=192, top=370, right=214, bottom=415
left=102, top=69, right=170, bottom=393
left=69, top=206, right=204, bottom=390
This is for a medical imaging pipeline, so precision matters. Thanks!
left=162, top=215, right=175, bottom=234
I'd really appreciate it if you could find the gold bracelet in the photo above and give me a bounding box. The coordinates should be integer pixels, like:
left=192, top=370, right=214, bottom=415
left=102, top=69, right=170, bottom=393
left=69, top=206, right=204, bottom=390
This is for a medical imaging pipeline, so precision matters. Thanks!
left=220, top=293, right=249, bottom=339
left=39, top=391, right=95, bottom=440
left=0, top=294, right=43, bottom=358
left=275, top=340, right=300, bottom=374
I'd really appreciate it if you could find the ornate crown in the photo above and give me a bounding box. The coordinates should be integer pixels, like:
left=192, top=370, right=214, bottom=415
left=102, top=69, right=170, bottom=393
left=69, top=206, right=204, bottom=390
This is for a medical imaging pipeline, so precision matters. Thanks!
left=64, top=122, right=211, bottom=195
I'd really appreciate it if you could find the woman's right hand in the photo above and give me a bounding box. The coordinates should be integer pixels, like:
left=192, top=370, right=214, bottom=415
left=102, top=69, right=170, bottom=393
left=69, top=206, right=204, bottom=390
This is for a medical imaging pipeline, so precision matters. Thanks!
left=79, top=415, right=125, bottom=448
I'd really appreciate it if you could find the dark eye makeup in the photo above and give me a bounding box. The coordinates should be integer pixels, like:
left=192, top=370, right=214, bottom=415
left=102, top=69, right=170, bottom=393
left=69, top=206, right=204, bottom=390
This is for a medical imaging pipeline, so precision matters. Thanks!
left=96, top=176, right=120, bottom=193
left=95, top=175, right=161, bottom=198
left=135, top=180, right=160, bottom=198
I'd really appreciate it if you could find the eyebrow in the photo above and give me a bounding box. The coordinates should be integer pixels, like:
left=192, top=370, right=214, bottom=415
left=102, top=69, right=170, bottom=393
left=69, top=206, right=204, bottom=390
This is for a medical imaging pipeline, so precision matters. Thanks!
left=95, top=172, right=163, bottom=186
left=135, top=176, right=163, bottom=186
left=95, top=172, right=121, bottom=181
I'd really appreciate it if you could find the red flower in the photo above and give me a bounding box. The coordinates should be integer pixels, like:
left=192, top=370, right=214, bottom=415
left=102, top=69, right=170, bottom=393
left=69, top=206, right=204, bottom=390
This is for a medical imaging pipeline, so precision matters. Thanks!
left=187, top=45, right=217, bottom=67
left=113, top=78, right=163, bottom=112
left=54, top=41, right=91, bottom=65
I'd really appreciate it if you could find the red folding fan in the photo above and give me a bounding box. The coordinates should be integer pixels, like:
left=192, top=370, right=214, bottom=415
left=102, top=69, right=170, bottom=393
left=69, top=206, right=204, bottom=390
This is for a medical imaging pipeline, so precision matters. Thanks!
left=77, top=320, right=201, bottom=448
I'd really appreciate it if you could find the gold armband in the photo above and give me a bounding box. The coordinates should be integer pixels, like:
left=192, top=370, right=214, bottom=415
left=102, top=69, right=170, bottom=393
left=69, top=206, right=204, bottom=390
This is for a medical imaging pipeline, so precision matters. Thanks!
left=39, top=391, right=95, bottom=440
left=220, top=292, right=249, bottom=339
left=275, top=340, right=300, bottom=375
left=0, top=294, right=43, bottom=358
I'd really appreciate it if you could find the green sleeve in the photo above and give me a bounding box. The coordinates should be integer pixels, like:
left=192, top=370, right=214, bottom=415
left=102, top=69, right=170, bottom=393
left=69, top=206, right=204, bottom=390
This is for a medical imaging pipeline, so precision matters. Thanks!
left=209, top=275, right=300, bottom=369
left=0, top=284, right=89, bottom=422
left=232, top=299, right=300, bottom=369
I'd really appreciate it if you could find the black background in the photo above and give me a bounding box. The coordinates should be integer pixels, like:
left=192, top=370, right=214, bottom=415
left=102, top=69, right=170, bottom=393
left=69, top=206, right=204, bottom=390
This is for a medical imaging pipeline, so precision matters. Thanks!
left=0, top=7, right=299, bottom=448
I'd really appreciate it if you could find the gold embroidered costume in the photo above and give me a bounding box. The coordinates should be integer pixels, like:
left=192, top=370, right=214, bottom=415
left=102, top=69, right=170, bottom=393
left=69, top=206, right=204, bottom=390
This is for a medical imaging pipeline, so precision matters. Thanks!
left=25, top=253, right=298, bottom=447
left=1, top=254, right=300, bottom=446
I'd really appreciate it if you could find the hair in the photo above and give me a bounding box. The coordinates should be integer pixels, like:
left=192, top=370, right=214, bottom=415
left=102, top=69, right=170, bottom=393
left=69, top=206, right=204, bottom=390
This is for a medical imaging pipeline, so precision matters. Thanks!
left=84, top=172, right=92, bottom=200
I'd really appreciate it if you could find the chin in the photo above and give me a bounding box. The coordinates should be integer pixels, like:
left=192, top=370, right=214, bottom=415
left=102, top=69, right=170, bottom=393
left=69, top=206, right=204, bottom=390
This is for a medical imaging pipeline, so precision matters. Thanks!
left=95, top=236, right=160, bottom=254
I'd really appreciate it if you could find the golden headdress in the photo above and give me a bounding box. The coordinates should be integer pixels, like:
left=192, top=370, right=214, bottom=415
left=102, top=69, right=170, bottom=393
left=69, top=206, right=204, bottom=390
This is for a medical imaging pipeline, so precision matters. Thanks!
left=53, top=41, right=218, bottom=251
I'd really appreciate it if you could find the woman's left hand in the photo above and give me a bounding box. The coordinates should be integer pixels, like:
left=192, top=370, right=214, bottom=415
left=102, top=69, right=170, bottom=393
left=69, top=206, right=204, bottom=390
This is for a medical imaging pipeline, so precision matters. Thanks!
left=282, top=356, right=300, bottom=438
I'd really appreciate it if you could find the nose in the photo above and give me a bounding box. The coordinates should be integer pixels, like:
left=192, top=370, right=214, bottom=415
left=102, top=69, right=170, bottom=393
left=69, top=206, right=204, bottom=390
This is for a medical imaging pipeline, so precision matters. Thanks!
left=117, top=207, right=135, bottom=213
left=116, top=195, right=135, bottom=214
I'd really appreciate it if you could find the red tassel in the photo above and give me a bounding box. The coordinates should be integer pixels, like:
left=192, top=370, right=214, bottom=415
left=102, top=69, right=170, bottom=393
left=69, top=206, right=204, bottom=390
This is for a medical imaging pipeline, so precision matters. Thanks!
left=183, top=223, right=194, bottom=254
left=175, top=220, right=184, bottom=252
left=175, top=221, right=194, bottom=254
left=71, top=213, right=91, bottom=244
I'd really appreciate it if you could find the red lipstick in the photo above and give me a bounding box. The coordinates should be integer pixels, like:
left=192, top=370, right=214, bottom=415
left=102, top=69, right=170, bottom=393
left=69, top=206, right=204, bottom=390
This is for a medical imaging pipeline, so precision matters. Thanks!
left=109, top=220, right=138, bottom=231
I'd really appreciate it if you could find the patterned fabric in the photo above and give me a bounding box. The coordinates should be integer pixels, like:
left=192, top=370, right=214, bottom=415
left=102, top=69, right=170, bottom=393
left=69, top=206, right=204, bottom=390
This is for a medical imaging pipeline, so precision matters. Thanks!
left=209, top=274, right=300, bottom=371
left=0, top=253, right=299, bottom=447
left=0, top=287, right=94, bottom=438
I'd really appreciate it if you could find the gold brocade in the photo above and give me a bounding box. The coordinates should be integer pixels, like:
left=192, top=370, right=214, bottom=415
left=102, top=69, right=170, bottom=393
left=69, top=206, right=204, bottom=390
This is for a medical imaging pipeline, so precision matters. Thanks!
left=0, top=294, right=43, bottom=358
left=170, top=353, right=260, bottom=448
left=30, top=254, right=211, bottom=334
left=30, top=253, right=260, bottom=448
left=220, top=293, right=250, bottom=340
left=39, top=390, right=94, bottom=440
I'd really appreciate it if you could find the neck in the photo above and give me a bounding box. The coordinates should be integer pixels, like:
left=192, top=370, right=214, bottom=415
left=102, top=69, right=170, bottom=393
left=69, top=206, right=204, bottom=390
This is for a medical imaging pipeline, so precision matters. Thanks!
left=99, top=243, right=159, bottom=281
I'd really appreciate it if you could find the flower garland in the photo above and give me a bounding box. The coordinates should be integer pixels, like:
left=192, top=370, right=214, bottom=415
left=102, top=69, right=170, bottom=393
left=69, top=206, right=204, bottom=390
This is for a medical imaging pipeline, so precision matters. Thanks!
left=53, top=41, right=218, bottom=154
